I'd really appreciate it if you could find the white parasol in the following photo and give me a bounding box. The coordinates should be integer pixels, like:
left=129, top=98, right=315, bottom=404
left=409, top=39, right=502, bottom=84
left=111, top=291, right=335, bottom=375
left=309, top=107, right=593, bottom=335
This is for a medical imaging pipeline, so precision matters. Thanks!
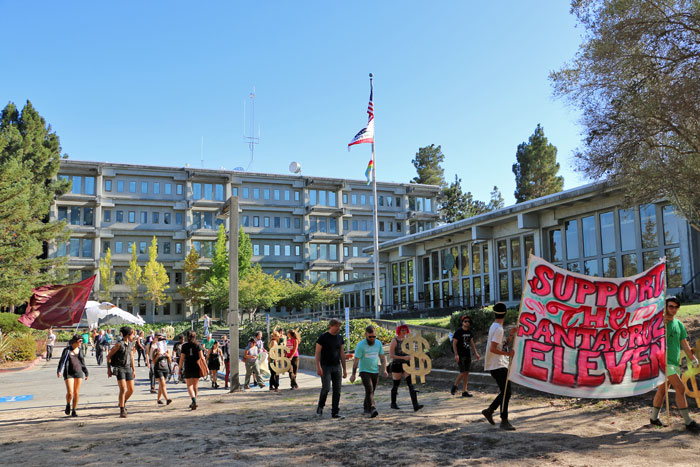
left=84, top=301, right=145, bottom=328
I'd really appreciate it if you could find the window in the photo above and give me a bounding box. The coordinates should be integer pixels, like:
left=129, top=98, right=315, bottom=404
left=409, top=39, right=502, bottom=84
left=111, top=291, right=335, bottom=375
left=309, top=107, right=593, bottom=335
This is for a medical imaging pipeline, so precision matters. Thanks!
left=295, top=245, right=300, bottom=256
left=193, top=183, right=202, bottom=200
left=129, top=181, right=136, bottom=193
left=264, top=244, right=270, bottom=255
left=284, top=245, right=291, bottom=256
left=163, top=242, right=170, bottom=254
left=176, top=213, right=183, bottom=225
left=57, top=206, right=68, bottom=221
left=164, top=213, right=170, bottom=224
left=233, top=187, right=238, bottom=196
left=165, top=183, right=172, bottom=195
left=619, top=208, right=636, bottom=251
left=640, top=204, right=658, bottom=249
left=117, top=180, right=124, bottom=192
left=343, top=193, right=348, bottom=204
left=82, top=239, right=93, bottom=257
left=285, top=217, right=291, bottom=228
left=152, top=212, right=159, bottom=224
left=361, top=195, right=366, bottom=205
left=294, top=218, right=301, bottom=229
left=319, top=190, right=326, bottom=205
left=387, top=196, right=393, bottom=207
left=310, top=190, right=317, bottom=205
left=264, top=189, right=270, bottom=200
left=581, top=216, right=596, bottom=257
left=352, top=194, right=357, bottom=205
left=274, top=217, right=281, bottom=228
left=600, top=211, right=615, bottom=255
left=192, top=212, right=201, bottom=229
left=70, top=207, right=81, bottom=225
left=243, top=187, right=249, bottom=199
left=175, top=243, right=182, bottom=254
left=139, top=242, right=147, bottom=254
left=285, top=190, right=290, bottom=201
left=253, top=188, right=260, bottom=199
left=379, top=196, right=384, bottom=207
left=253, top=216, right=259, bottom=227
left=176, top=184, right=183, bottom=195
left=379, top=221, right=384, bottom=232
left=295, top=191, right=300, bottom=201
left=115, top=272, right=123, bottom=284
left=128, top=211, right=136, bottom=223
left=116, top=211, right=124, bottom=223
left=153, top=182, right=160, bottom=194
left=264, top=216, right=270, bottom=227
left=204, top=183, right=213, bottom=200
left=330, top=218, right=337, bottom=233
left=352, top=220, right=358, bottom=231
left=242, top=215, right=249, bottom=227
left=353, top=246, right=359, bottom=257
left=175, top=272, right=183, bottom=285
left=203, top=212, right=213, bottom=229
left=215, top=184, right=224, bottom=201
left=141, top=181, right=148, bottom=193
left=69, top=238, right=80, bottom=257
left=83, top=208, right=94, bottom=226
left=71, top=176, right=82, bottom=194
left=274, top=244, right=281, bottom=256
left=105, top=180, right=112, bottom=192
left=104, top=210, right=111, bottom=223
left=274, top=189, right=280, bottom=200
left=663, top=205, right=680, bottom=245
left=397, top=222, right=402, bottom=232
left=140, top=211, right=148, bottom=224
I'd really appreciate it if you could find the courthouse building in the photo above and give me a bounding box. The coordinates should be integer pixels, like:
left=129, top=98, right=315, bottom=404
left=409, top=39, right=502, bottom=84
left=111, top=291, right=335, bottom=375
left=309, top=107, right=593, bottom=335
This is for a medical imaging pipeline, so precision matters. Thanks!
left=367, top=180, right=697, bottom=317
left=52, top=160, right=440, bottom=322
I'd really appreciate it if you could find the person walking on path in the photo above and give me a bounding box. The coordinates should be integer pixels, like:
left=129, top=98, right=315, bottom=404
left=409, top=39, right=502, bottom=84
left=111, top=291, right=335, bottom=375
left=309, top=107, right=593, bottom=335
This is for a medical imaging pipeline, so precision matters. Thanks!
left=243, top=338, right=264, bottom=388
left=80, top=329, right=90, bottom=358
left=451, top=315, right=480, bottom=397
left=220, top=335, right=231, bottom=389
left=649, top=296, right=700, bottom=432
left=135, top=330, right=147, bottom=367
left=315, top=318, right=347, bottom=419
left=207, top=340, right=224, bottom=389
left=107, top=326, right=136, bottom=418
left=286, top=329, right=300, bottom=390
left=151, top=333, right=172, bottom=405
left=268, top=331, right=281, bottom=392
left=203, top=314, right=211, bottom=338
left=46, top=327, right=56, bottom=361
left=179, top=330, right=205, bottom=410
left=57, top=335, right=88, bottom=417
left=94, top=330, right=106, bottom=366
left=388, top=324, right=423, bottom=412
left=171, top=334, right=185, bottom=383
left=482, top=303, right=516, bottom=431
left=350, top=325, right=388, bottom=418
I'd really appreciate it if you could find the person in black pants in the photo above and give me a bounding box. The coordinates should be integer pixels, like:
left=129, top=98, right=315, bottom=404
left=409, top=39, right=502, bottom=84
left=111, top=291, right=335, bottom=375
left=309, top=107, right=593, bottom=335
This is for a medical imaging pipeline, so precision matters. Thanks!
left=315, top=318, right=347, bottom=419
left=94, top=330, right=105, bottom=366
left=57, top=335, right=89, bottom=417
left=481, top=302, right=516, bottom=431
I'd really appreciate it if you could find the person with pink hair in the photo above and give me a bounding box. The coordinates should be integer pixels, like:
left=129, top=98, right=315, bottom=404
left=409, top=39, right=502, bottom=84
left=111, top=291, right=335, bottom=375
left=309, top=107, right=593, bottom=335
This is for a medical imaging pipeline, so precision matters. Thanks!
left=388, top=323, right=423, bottom=412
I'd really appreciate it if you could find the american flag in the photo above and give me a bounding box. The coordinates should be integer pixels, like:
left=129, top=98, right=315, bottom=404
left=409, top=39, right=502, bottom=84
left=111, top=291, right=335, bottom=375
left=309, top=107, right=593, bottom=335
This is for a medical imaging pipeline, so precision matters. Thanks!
left=348, top=82, right=374, bottom=150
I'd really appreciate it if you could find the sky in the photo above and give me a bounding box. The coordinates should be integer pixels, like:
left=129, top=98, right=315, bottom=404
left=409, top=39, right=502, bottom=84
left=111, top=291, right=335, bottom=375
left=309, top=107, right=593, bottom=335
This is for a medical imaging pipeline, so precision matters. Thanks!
left=1, top=1, right=587, bottom=206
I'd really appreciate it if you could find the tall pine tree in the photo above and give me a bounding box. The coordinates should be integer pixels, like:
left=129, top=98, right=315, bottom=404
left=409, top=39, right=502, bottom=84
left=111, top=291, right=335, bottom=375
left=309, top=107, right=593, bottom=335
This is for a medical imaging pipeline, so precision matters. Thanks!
left=411, top=144, right=447, bottom=187
left=512, top=124, right=564, bottom=202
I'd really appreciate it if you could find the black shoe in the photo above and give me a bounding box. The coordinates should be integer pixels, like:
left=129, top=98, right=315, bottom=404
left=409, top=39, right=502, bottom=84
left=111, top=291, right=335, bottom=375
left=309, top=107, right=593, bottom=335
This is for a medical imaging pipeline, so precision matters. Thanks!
left=315, top=407, right=323, bottom=418
left=451, top=385, right=457, bottom=395
left=500, top=419, right=516, bottom=431
left=71, top=409, right=77, bottom=417
left=166, top=399, right=172, bottom=405
left=482, top=409, right=495, bottom=425
left=371, top=409, right=379, bottom=418
left=120, top=407, right=127, bottom=418
left=413, top=405, right=424, bottom=412
left=462, top=391, right=473, bottom=398
left=157, top=399, right=164, bottom=405
left=391, top=403, right=400, bottom=410
left=686, top=420, right=700, bottom=433
left=649, top=418, right=666, bottom=427
left=65, top=403, right=71, bottom=415
left=150, top=388, right=156, bottom=394
left=331, top=414, right=345, bottom=419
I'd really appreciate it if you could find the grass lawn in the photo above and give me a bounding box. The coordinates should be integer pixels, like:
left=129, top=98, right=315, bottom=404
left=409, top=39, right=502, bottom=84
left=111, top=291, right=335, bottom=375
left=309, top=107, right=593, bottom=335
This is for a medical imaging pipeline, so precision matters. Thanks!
left=384, top=316, right=453, bottom=329
left=677, top=301, right=700, bottom=318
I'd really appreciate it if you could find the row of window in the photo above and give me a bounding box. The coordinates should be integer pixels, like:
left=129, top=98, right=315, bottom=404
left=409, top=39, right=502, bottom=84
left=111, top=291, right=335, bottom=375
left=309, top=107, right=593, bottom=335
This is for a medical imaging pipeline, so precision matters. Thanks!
left=242, top=187, right=301, bottom=202
left=243, top=215, right=301, bottom=229
left=105, top=179, right=186, bottom=197
left=113, top=271, right=183, bottom=287
left=59, top=175, right=96, bottom=195
left=104, top=240, right=184, bottom=256
left=252, top=244, right=301, bottom=257
left=192, top=183, right=225, bottom=201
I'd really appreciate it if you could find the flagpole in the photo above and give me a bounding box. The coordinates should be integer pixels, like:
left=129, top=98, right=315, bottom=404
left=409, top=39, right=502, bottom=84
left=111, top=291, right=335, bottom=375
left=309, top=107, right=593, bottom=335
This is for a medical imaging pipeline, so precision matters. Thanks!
left=369, top=73, right=381, bottom=319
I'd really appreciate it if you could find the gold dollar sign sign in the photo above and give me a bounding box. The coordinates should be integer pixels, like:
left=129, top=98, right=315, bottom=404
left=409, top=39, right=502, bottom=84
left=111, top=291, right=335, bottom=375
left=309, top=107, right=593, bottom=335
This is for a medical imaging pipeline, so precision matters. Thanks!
left=269, top=341, right=292, bottom=374
left=164, top=325, right=175, bottom=341
left=680, top=338, right=700, bottom=408
left=401, top=334, right=432, bottom=384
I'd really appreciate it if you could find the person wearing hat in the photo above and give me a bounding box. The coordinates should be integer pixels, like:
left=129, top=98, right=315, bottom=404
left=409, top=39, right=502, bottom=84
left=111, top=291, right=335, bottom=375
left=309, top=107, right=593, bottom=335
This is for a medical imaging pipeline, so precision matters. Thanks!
left=649, top=296, right=700, bottom=432
left=482, top=302, right=516, bottom=431
left=388, top=322, right=423, bottom=412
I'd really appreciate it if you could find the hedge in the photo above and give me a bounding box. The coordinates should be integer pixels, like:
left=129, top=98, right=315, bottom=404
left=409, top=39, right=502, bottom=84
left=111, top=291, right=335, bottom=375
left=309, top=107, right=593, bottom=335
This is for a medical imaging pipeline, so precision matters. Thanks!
left=0, top=312, right=30, bottom=336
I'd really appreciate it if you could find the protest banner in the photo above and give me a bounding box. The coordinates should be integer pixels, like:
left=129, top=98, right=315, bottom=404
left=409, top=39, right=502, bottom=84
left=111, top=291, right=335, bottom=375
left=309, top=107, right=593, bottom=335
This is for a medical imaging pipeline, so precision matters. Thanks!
left=509, top=255, right=666, bottom=398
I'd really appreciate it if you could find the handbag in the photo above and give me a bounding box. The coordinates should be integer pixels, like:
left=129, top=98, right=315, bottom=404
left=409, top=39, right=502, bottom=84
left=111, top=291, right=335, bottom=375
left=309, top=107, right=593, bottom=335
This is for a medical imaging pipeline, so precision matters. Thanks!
left=197, top=355, right=209, bottom=377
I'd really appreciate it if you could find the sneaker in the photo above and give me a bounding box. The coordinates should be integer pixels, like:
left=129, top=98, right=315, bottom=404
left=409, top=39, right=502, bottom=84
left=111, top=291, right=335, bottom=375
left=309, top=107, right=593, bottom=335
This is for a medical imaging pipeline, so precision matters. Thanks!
left=157, top=399, right=164, bottom=405
left=413, top=404, right=424, bottom=412
left=316, top=407, right=323, bottom=418
left=649, top=418, right=666, bottom=427
left=450, top=385, right=457, bottom=396
left=686, top=420, right=700, bottom=433
left=331, top=414, right=345, bottom=419
left=482, top=409, right=495, bottom=425
left=371, top=409, right=379, bottom=418
left=71, top=409, right=77, bottom=417
left=500, top=419, right=516, bottom=431
left=65, top=403, right=71, bottom=415
left=166, top=399, right=172, bottom=405
left=462, top=391, right=473, bottom=398
left=391, top=403, right=400, bottom=410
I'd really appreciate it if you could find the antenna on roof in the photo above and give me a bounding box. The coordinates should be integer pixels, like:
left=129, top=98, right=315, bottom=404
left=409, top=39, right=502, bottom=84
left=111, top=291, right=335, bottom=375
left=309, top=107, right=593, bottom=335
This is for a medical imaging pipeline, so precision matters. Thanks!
left=243, top=87, right=260, bottom=171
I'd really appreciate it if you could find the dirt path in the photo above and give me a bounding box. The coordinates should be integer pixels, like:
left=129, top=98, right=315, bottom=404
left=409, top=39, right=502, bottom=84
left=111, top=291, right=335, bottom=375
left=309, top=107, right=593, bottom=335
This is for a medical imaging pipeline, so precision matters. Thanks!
left=1, top=379, right=698, bottom=466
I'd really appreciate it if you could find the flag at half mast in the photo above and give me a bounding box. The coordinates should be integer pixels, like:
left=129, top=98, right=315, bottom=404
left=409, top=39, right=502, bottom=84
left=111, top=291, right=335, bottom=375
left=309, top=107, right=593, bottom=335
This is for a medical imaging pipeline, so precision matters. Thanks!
left=348, top=81, right=374, bottom=150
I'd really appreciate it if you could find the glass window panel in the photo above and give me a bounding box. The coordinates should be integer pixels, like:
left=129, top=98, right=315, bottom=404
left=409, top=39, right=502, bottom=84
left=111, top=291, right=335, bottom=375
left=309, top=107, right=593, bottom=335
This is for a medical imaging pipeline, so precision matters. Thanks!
left=462, top=278, right=470, bottom=304
left=274, top=217, right=281, bottom=228
left=431, top=251, right=439, bottom=280
left=263, top=189, right=270, bottom=200
left=524, top=235, right=534, bottom=258
left=82, top=239, right=93, bottom=257
left=141, top=181, right=148, bottom=193
left=139, top=242, right=147, bottom=254
left=408, top=260, right=414, bottom=283
left=549, top=229, right=563, bottom=262
left=497, top=240, right=508, bottom=270
left=473, top=277, right=482, bottom=302
left=165, top=183, right=172, bottom=195
left=581, top=215, right=596, bottom=257
left=599, top=211, right=615, bottom=255
left=263, top=244, right=270, bottom=256
left=116, top=211, right=123, bottom=222
left=662, top=205, right=680, bottom=245
left=153, top=182, right=160, bottom=194
left=141, top=211, right=147, bottom=223
left=581, top=260, right=598, bottom=276
left=71, top=176, right=82, bottom=194
left=499, top=272, right=509, bottom=301
left=274, top=245, right=280, bottom=256
left=129, top=181, right=136, bottom=192
left=423, top=257, right=430, bottom=282
left=115, top=241, right=123, bottom=254
left=483, top=244, right=489, bottom=273
left=622, top=253, right=638, bottom=276
left=441, top=249, right=451, bottom=279
left=104, top=210, right=111, bottom=223
left=58, top=206, right=68, bottom=221
left=152, top=212, right=159, bottom=224
left=461, top=245, right=470, bottom=275
left=330, top=244, right=337, bottom=260
left=451, top=247, right=460, bottom=277
left=310, top=190, right=317, bottom=205
left=253, top=188, right=259, bottom=199
left=567, top=262, right=581, bottom=273
left=329, top=192, right=336, bottom=206
left=117, top=180, right=124, bottom=192
left=104, top=180, right=112, bottom=192
left=565, top=219, right=579, bottom=260
left=215, top=184, right=224, bottom=201
left=84, top=177, right=95, bottom=195
left=602, top=256, right=617, bottom=278
left=472, top=248, right=482, bottom=274
left=642, top=251, right=658, bottom=271
left=164, top=213, right=170, bottom=224
left=176, top=213, right=183, bottom=225
left=640, top=204, right=658, bottom=249
left=83, top=208, right=93, bottom=226
left=511, top=238, right=521, bottom=268
left=512, top=270, right=522, bottom=300
left=330, top=218, right=337, bottom=233
left=400, top=262, right=407, bottom=285
left=319, top=190, right=326, bottom=205
left=177, top=184, right=183, bottom=195
left=665, top=247, right=682, bottom=287
left=619, top=208, right=636, bottom=251
left=70, top=238, right=80, bottom=257
left=128, top=211, right=135, bottom=223
left=70, top=207, right=81, bottom=225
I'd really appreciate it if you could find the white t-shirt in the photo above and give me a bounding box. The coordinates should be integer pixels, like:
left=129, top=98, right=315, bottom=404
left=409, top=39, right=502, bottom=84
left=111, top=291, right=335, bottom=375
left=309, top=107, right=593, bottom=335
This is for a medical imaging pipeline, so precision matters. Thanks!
left=484, top=322, right=509, bottom=371
left=47, top=333, right=56, bottom=346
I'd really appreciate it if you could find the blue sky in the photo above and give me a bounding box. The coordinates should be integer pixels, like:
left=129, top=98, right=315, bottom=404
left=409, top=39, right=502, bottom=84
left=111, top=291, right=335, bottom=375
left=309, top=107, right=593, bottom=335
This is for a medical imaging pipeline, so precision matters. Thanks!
left=2, top=1, right=586, bottom=205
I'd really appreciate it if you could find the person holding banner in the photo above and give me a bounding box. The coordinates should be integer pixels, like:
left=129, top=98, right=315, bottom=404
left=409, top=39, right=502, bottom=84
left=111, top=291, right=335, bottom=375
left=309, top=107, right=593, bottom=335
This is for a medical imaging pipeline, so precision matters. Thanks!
left=649, top=296, right=700, bottom=432
left=482, top=303, right=516, bottom=431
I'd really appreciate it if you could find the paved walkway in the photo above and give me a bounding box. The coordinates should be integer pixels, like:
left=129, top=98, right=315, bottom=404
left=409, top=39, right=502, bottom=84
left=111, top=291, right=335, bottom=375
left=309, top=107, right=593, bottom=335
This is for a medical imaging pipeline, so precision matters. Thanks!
left=0, top=349, right=321, bottom=413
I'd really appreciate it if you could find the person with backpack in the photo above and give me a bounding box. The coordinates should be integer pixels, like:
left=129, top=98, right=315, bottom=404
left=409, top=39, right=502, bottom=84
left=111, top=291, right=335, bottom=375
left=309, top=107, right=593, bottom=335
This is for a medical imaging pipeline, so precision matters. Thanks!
left=179, top=330, right=205, bottom=410
left=107, top=326, right=136, bottom=418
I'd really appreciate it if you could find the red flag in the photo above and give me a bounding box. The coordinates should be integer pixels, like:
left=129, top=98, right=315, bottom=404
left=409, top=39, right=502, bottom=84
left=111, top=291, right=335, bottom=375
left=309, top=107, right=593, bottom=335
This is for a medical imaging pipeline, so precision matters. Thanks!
left=18, top=275, right=96, bottom=330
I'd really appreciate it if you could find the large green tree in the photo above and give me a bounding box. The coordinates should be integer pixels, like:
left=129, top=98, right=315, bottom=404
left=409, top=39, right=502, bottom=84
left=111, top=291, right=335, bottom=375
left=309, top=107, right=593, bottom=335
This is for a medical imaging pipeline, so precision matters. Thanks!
left=98, top=247, right=115, bottom=302
left=238, top=265, right=285, bottom=320
left=551, top=0, right=700, bottom=230
left=177, top=248, right=206, bottom=313
left=124, top=244, right=142, bottom=308
left=512, top=124, right=564, bottom=203
left=0, top=101, right=69, bottom=310
left=142, top=237, right=169, bottom=314
left=411, top=144, right=447, bottom=187
left=277, top=279, right=342, bottom=315
left=440, top=175, right=505, bottom=223
left=238, top=226, right=253, bottom=278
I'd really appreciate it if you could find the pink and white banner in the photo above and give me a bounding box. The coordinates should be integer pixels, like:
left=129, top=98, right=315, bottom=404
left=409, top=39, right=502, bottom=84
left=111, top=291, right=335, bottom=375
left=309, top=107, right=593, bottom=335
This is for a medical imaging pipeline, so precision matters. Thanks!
left=510, top=255, right=666, bottom=398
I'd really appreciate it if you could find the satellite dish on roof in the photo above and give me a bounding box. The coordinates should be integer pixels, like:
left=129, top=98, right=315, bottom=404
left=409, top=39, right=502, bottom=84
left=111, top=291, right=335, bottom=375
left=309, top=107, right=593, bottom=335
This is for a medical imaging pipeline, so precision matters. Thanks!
left=233, top=167, right=245, bottom=171
left=289, top=161, right=302, bottom=174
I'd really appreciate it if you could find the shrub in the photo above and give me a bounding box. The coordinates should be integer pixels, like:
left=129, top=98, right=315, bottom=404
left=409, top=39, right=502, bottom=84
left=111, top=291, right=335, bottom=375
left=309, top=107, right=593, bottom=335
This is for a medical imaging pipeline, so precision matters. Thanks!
left=0, top=312, right=30, bottom=336
left=0, top=335, right=12, bottom=363
left=6, top=334, right=37, bottom=361
left=448, top=306, right=519, bottom=337
left=428, top=335, right=452, bottom=360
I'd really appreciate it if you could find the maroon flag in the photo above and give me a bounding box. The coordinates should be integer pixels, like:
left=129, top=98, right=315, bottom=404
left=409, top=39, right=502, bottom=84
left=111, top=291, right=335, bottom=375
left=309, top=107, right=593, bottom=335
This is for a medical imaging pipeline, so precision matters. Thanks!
left=18, top=275, right=96, bottom=330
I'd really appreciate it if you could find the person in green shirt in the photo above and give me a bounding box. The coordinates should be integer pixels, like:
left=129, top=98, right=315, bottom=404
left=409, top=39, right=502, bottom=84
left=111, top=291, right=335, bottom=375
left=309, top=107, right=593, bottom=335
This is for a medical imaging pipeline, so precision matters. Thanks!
left=650, top=296, right=700, bottom=433
left=202, top=333, right=216, bottom=351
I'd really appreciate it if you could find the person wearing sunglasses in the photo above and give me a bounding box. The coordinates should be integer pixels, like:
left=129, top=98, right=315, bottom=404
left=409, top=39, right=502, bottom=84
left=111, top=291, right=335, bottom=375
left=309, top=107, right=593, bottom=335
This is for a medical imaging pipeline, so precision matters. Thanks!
left=649, top=296, right=700, bottom=432
left=350, top=325, right=388, bottom=418
left=451, top=315, right=481, bottom=397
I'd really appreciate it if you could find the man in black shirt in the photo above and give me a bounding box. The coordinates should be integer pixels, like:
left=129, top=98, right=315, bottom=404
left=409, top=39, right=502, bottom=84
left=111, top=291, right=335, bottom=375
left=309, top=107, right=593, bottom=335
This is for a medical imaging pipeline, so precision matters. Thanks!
left=315, top=318, right=347, bottom=419
left=451, top=315, right=480, bottom=397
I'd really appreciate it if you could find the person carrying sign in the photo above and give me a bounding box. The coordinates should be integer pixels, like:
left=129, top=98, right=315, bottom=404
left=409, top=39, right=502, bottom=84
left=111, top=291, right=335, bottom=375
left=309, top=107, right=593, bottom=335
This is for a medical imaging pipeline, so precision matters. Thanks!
left=482, top=303, right=516, bottom=431
left=649, top=296, right=700, bottom=433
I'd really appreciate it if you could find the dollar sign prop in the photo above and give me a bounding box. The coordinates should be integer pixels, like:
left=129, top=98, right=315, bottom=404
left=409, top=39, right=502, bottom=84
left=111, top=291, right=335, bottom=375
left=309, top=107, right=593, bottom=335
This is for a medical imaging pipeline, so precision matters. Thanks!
left=164, top=325, right=175, bottom=341
left=401, top=334, right=432, bottom=384
left=269, top=341, right=292, bottom=374
left=680, top=338, right=700, bottom=408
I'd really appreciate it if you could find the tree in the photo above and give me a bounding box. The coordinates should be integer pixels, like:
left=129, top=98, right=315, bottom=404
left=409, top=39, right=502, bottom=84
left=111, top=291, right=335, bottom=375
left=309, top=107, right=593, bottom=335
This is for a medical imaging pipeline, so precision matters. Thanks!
left=488, top=186, right=505, bottom=211
left=98, top=247, right=115, bottom=302
left=277, top=279, right=342, bottom=314
left=512, top=124, right=564, bottom=202
left=142, top=237, right=169, bottom=314
left=439, top=176, right=506, bottom=223
left=411, top=144, right=447, bottom=187
left=0, top=101, right=69, bottom=310
left=238, top=226, right=253, bottom=278
left=124, top=244, right=142, bottom=308
left=210, top=224, right=228, bottom=282
left=177, top=248, right=206, bottom=313
left=551, top=0, right=700, bottom=230
left=238, top=265, right=285, bottom=320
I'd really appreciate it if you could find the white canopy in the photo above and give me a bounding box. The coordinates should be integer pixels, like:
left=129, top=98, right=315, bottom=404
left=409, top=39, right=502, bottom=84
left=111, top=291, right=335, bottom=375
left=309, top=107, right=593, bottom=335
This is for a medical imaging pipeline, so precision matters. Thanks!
left=84, top=301, right=145, bottom=328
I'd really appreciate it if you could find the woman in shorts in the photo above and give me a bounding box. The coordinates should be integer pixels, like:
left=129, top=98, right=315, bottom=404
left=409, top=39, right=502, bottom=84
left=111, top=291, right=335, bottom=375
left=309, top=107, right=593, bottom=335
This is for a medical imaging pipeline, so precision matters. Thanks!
left=151, top=333, right=172, bottom=405
left=57, top=335, right=88, bottom=417
left=285, top=329, right=300, bottom=390
left=107, top=326, right=136, bottom=418
left=389, top=324, right=423, bottom=412
left=207, top=340, right=223, bottom=389
left=179, top=330, right=205, bottom=410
